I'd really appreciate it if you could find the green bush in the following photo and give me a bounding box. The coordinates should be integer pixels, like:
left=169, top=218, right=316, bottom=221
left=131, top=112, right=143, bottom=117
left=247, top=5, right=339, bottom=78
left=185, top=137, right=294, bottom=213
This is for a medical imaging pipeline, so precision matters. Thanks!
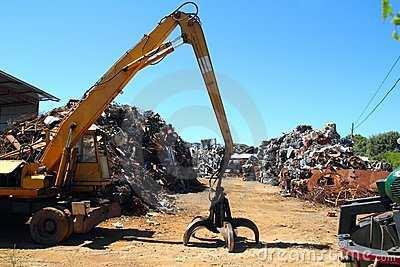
left=352, top=131, right=400, bottom=167
left=381, top=152, right=400, bottom=168
left=367, top=132, right=400, bottom=159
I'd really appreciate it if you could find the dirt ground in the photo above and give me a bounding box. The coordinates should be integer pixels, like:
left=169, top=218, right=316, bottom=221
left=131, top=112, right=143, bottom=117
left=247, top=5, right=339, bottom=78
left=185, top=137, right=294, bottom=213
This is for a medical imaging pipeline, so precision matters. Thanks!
left=0, top=178, right=342, bottom=266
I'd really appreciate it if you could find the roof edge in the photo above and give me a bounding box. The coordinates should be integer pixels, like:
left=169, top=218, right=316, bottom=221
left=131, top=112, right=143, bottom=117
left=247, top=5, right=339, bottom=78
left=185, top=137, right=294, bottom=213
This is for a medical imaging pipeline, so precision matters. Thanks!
left=0, top=69, right=59, bottom=102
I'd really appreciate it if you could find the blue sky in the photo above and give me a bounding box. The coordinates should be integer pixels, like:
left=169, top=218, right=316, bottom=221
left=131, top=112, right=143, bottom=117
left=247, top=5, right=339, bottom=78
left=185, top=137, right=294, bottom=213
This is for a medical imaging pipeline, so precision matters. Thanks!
left=1, top=1, right=399, bottom=145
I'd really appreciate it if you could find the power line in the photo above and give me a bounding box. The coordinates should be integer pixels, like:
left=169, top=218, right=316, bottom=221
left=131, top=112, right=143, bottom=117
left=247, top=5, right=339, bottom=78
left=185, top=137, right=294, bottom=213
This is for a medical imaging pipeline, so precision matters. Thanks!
left=355, top=77, right=400, bottom=130
left=355, top=55, right=400, bottom=125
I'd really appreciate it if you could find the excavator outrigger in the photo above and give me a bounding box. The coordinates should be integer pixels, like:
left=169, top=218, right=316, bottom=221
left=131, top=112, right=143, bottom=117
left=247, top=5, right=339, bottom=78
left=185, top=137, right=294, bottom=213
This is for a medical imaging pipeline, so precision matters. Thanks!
left=0, top=2, right=258, bottom=252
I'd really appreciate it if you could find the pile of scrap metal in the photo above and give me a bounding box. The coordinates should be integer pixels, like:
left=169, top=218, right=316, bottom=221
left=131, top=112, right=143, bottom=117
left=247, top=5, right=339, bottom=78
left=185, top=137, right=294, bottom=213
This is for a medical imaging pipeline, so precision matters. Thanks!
left=233, top=143, right=256, bottom=154
left=229, top=144, right=258, bottom=179
left=225, top=153, right=258, bottom=179
left=190, top=140, right=257, bottom=178
left=0, top=100, right=199, bottom=213
left=241, top=154, right=258, bottom=181
left=256, top=123, right=392, bottom=205
left=190, top=139, right=224, bottom=177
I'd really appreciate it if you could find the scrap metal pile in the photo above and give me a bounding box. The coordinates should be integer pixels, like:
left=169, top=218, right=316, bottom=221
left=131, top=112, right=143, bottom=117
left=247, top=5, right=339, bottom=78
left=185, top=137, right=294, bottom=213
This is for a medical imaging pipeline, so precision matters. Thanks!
left=256, top=123, right=392, bottom=205
left=0, top=101, right=199, bottom=212
left=190, top=140, right=256, bottom=177
left=233, top=143, right=256, bottom=154
left=190, top=139, right=224, bottom=177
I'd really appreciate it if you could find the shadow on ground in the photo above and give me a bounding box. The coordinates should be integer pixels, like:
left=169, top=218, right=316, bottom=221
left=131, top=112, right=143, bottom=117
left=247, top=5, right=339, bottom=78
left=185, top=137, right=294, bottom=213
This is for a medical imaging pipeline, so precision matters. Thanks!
left=262, top=241, right=331, bottom=250
left=0, top=216, right=328, bottom=253
left=116, top=235, right=263, bottom=253
left=0, top=218, right=155, bottom=250
left=0, top=218, right=264, bottom=253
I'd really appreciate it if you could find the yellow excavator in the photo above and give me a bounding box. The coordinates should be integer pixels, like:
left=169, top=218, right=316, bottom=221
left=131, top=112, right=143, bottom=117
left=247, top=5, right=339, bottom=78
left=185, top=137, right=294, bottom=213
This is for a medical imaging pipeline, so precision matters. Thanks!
left=0, top=2, right=258, bottom=252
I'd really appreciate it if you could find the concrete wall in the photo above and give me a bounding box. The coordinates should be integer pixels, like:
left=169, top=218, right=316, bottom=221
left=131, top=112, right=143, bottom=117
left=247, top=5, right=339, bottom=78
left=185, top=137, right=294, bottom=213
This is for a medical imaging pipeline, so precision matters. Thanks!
left=0, top=102, right=38, bottom=131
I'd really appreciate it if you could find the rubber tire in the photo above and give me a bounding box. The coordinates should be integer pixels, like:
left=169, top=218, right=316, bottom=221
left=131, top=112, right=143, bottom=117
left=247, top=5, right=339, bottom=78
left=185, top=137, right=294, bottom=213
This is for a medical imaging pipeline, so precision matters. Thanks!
left=54, top=206, right=74, bottom=242
left=30, top=207, right=70, bottom=246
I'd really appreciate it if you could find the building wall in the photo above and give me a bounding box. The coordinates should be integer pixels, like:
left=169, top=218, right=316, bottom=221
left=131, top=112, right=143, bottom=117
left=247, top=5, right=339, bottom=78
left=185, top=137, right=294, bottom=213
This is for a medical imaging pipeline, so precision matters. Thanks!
left=0, top=102, right=38, bottom=131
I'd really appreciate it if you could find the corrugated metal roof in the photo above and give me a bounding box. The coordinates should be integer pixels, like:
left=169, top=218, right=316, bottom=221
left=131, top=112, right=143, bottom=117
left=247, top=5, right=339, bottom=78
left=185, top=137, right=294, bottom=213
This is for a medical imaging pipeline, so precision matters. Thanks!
left=0, top=69, right=59, bottom=105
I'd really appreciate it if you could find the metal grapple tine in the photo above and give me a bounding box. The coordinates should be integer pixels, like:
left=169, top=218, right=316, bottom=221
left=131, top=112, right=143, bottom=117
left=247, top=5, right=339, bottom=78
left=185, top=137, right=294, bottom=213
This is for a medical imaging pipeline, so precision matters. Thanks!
left=183, top=218, right=209, bottom=245
left=218, top=222, right=235, bottom=252
left=231, top=217, right=260, bottom=243
left=190, top=215, right=205, bottom=223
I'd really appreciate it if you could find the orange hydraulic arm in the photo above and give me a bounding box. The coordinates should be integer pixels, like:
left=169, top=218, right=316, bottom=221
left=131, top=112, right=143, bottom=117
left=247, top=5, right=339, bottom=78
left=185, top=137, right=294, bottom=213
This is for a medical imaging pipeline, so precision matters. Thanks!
left=40, top=4, right=233, bottom=186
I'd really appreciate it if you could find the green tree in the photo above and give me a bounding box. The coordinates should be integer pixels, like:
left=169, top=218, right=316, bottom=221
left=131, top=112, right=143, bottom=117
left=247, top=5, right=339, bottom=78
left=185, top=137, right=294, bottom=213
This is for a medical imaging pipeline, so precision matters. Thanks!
left=382, top=0, right=400, bottom=40
left=352, top=132, right=400, bottom=167
left=353, top=134, right=369, bottom=156
left=367, top=131, right=400, bottom=158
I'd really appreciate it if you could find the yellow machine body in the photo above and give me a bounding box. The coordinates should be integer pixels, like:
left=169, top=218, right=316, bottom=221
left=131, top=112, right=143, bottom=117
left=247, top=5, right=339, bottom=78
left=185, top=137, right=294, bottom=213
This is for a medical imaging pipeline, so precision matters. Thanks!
left=0, top=129, right=110, bottom=197
left=0, top=161, right=49, bottom=198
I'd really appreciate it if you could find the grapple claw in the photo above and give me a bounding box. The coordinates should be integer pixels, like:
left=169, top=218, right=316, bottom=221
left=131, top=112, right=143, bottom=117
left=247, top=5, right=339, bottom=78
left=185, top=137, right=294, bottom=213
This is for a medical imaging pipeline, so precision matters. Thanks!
left=183, top=217, right=209, bottom=245
left=231, top=217, right=260, bottom=244
left=183, top=193, right=260, bottom=253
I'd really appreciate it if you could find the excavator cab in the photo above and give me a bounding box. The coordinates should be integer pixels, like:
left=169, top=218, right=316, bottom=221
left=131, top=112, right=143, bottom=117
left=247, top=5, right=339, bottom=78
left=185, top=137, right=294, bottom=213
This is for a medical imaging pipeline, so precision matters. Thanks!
left=72, top=126, right=111, bottom=192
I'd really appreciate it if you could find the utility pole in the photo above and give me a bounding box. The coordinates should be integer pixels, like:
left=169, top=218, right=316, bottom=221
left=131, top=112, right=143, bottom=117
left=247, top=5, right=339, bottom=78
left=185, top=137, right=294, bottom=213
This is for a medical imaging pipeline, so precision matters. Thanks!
left=351, top=122, right=354, bottom=140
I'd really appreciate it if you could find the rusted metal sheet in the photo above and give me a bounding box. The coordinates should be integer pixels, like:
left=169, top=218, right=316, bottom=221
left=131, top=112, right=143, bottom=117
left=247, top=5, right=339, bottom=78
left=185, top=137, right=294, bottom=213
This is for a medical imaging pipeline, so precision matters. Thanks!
left=307, top=169, right=389, bottom=191
left=305, top=169, right=389, bottom=205
left=0, top=141, right=46, bottom=160
left=5, top=134, right=21, bottom=150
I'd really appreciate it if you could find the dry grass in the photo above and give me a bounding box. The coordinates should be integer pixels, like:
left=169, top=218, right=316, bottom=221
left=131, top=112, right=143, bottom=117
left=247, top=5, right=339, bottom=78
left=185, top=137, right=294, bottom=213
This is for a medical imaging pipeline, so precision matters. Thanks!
left=0, top=245, right=21, bottom=267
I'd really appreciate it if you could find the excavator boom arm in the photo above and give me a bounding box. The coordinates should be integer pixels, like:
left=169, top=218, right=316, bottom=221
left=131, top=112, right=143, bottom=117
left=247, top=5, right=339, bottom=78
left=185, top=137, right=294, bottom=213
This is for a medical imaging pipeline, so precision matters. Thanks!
left=178, top=13, right=234, bottom=162
left=41, top=15, right=179, bottom=171
left=41, top=8, right=233, bottom=185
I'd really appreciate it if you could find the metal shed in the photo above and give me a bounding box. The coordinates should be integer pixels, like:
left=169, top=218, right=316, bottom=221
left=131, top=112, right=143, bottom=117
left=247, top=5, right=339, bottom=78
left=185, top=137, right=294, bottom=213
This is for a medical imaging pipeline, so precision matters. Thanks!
left=0, top=70, right=59, bottom=131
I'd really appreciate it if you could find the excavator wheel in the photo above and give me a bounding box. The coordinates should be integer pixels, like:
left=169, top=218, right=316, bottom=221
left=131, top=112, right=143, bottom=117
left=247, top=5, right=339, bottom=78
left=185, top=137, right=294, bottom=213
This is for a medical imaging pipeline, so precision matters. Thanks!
left=30, top=207, right=71, bottom=246
left=55, top=206, right=74, bottom=242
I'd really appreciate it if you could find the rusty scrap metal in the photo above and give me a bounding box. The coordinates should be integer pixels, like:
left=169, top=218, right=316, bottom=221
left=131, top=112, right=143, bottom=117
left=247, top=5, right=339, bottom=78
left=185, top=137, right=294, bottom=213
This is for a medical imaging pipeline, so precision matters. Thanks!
left=0, top=101, right=200, bottom=212
left=5, top=135, right=21, bottom=150
left=305, top=169, right=390, bottom=205
left=255, top=123, right=392, bottom=204
left=307, top=169, right=390, bottom=192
